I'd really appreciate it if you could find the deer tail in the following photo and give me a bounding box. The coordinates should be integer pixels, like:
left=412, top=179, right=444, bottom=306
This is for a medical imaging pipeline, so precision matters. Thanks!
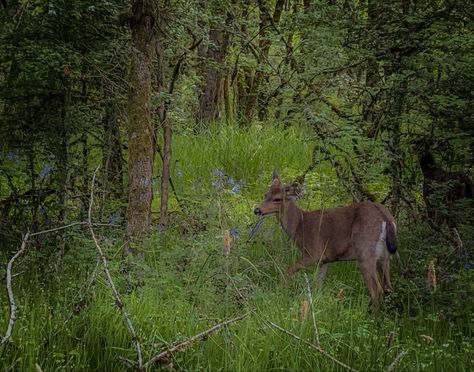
left=386, top=221, right=397, bottom=254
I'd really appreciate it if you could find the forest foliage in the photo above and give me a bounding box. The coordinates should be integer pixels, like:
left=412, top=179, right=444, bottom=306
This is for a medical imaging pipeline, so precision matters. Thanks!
left=0, top=0, right=473, bottom=370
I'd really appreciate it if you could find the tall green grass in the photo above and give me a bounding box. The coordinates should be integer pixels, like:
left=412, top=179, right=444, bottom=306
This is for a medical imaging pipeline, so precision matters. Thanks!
left=1, top=123, right=473, bottom=371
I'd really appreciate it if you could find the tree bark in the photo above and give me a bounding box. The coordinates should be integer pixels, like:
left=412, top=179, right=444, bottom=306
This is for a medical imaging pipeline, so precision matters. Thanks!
left=196, top=18, right=230, bottom=127
left=102, top=103, right=123, bottom=201
left=247, top=0, right=285, bottom=121
left=124, top=0, right=155, bottom=257
left=58, top=78, right=71, bottom=257
left=197, top=5, right=233, bottom=127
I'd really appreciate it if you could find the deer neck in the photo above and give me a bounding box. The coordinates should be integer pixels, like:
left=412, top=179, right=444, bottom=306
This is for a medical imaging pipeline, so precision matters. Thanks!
left=278, top=200, right=304, bottom=241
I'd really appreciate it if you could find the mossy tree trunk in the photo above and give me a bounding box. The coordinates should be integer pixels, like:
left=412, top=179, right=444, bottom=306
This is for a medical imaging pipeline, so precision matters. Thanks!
left=196, top=23, right=230, bottom=127
left=124, top=0, right=155, bottom=258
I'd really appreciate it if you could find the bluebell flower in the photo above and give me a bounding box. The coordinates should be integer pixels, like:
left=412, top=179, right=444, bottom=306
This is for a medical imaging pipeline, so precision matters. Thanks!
left=465, top=261, right=473, bottom=270
left=213, top=169, right=224, bottom=177
left=249, top=221, right=264, bottom=235
left=228, top=177, right=236, bottom=186
left=230, top=183, right=241, bottom=195
left=39, top=165, right=52, bottom=179
left=6, top=152, right=21, bottom=164
left=229, top=227, right=238, bottom=239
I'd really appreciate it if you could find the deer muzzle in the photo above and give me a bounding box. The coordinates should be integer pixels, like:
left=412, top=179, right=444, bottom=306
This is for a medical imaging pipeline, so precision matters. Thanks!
left=254, top=207, right=263, bottom=216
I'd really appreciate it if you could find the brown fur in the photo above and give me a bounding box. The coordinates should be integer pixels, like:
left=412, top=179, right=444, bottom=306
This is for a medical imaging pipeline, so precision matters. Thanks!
left=254, top=172, right=397, bottom=314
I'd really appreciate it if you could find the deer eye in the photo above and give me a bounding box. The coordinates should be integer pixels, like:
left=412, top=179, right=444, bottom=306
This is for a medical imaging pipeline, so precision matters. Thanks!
left=272, top=198, right=282, bottom=202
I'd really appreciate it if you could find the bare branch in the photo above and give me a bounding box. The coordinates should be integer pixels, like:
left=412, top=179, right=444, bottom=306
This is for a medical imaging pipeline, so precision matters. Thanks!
left=2, top=231, right=31, bottom=344
left=266, top=321, right=358, bottom=372
left=30, top=222, right=119, bottom=237
left=143, top=313, right=249, bottom=369
left=87, top=166, right=143, bottom=369
left=387, top=351, right=407, bottom=371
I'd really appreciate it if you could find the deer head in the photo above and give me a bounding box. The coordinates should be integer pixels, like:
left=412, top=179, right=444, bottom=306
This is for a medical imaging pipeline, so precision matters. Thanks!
left=254, top=171, right=301, bottom=216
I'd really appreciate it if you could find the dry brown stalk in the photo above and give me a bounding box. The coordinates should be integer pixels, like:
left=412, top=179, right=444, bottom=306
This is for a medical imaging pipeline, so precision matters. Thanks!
left=143, top=313, right=249, bottom=369
left=266, top=321, right=359, bottom=372
left=223, top=229, right=232, bottom=256
left=1, top=231, right=31, bottom=344
left=87, top=166, right=143, bottom=369
left=299, top=300, right=309, bottom=321
left=427, top=260, right=437, bottom=292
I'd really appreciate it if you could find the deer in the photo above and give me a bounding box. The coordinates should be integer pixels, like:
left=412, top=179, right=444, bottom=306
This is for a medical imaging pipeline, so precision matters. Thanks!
left=413, top=139, right=474, bottom=227
left=254, top=171, right=397, bottom=314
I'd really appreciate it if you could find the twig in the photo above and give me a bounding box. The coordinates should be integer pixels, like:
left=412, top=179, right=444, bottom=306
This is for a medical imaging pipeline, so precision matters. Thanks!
left=143, top=313, right=249, bottom=369
left=452, top=227, right=464, bottom=253
left=304, top=274, right=320, bottom=348
left=266, top=321, right=358, bottom=372
left=30, top=221, right=119, bottom=237
left=246, top=218, right=264, bottom=243
left=2, top=231, right=31, bottom=344
left=86, top=166, right=143, bottom=370
left=387, top=351, right=406, bottom=371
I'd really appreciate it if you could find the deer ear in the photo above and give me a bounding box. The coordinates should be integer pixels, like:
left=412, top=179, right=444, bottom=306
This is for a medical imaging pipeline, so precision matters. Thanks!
left=286, top=182, right=302, bottom=197
left=272, top=170, right=280, bottom=181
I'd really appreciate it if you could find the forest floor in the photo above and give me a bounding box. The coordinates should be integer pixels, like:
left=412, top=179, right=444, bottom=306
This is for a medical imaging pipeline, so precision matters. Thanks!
left=1, top=124, right=473, bottom=371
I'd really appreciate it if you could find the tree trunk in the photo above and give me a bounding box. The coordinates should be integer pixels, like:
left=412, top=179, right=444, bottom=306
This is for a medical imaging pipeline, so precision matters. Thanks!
left=102, top=103, right=123, bottom=202
left=196, top=20, right=230, bottom=127
left=124, top=0, right=155, bottom=257
left=58, top=79, right=71, bottom=257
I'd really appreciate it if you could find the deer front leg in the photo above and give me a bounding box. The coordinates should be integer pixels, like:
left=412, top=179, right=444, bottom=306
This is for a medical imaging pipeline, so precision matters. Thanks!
left=316, top=263, right=329, bottom=289
left=285, top=255, right=315, bottom=287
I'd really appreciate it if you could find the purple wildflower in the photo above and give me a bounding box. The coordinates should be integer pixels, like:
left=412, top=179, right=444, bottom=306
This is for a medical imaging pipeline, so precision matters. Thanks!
left=213, top=169, right=224, bottom=177
left=39, top=165, right=52, bottom=179
left=229, top=227, right=238, bottom=239
left=230, top=183, right=241, bottom=195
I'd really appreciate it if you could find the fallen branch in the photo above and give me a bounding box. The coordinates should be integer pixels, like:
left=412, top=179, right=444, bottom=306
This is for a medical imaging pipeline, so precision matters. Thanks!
left=387, top=351, right=406, bottom=371
left=87, top=166, right=143, bottom=370
left=143, top=313, right=249, bottom=369
left=2, top=231, right=31, bottom=344
left=266, top=321, right=358, bottom=372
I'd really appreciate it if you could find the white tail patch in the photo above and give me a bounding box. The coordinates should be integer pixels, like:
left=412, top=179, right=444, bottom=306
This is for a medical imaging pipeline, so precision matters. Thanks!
left=375, top=221, right=387, bottom=259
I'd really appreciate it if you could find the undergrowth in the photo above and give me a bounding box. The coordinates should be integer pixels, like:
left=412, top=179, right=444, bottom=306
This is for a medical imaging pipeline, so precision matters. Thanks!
left=1, top=123, right=473, bottom=371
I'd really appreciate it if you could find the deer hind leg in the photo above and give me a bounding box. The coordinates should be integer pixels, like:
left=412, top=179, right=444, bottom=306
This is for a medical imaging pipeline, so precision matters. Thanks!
left=378, top=256, right=393, bottom=294
left=358, top=259, right=382, bottom=314
left=285, top=254, right=316, bottom=287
